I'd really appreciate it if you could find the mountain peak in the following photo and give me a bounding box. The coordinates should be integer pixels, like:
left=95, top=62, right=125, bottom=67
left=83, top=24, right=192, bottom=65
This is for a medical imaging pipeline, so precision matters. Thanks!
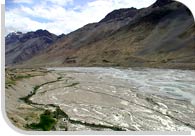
left=100, top=7, right=138, bottom=23
left=6, top=31, right=23, bottom=38
left=5, top=29, right=59, bottom=65
left=34, top=29, right=51, bottom=37
left=152, top=0, right=173, bottom=8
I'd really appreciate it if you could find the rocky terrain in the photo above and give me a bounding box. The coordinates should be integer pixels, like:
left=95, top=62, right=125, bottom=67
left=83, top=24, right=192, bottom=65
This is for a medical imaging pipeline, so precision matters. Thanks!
left=5, top=67, right=195, bottom=131
left=11, top=0, right=194, bottom=70
left=5, top=30, right=65, bottom=65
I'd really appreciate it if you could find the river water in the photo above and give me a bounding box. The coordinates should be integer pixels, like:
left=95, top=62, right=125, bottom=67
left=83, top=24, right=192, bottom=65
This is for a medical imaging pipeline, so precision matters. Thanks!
left=47, top=67, right=195, bottom=106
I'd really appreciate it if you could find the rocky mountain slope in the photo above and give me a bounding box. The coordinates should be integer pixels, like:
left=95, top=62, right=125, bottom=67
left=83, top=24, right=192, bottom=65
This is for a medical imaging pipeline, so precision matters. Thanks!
left=5, top=30, right=65, bottom=65
left=6, top=0, right=195, bottom=69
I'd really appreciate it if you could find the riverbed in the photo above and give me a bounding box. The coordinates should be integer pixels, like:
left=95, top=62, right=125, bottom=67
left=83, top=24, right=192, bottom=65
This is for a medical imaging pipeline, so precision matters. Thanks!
left=47, top=67, right=195, bottom=105
left=6, top=67, right=195, bottom=131
left=32, top=67, right=195, bottom=130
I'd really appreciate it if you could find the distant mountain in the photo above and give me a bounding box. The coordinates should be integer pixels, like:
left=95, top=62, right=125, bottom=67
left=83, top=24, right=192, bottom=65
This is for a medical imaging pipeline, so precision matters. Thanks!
left=5, top=29, right=64, bottom=65
left=6, top=0, right=195, bottom=69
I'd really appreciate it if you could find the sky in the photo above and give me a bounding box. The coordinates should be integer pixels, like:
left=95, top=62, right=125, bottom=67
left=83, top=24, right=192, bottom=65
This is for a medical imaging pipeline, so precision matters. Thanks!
left=5, top=0, right=156, bottom=35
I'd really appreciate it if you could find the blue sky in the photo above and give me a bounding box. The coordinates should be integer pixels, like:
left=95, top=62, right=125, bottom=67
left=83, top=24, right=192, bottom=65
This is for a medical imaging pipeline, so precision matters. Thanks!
left=5, top=0, right=156, bottom=35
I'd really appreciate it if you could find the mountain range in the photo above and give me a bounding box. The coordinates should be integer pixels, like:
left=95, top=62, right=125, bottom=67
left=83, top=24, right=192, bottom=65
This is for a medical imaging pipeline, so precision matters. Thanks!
left=5, top=0, right=195, bottom=69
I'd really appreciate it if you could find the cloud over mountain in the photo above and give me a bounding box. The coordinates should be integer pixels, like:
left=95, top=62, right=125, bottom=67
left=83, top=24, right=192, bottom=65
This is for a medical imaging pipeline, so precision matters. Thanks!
left=6, top=0, right=155, bottom=35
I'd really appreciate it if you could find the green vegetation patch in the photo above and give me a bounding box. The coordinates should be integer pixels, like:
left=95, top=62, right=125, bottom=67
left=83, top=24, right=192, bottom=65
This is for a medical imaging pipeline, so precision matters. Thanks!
left=14, top=74, right=33, bottom=80
left=57, top=76, right=63, bottom=80
left=5, top=73, right=33, bottom=88
left=27, top=110, right=57, bottom=131
left=5, top=68, right=48, bottom=88
left=5, top=79, right=16, bottom=88
left=19, top=78, right=59, bottom=102
left=65, top=82, right=80, bottom=87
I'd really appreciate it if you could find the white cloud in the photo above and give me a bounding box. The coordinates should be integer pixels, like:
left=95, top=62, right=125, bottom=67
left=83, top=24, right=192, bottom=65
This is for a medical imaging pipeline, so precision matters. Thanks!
left=12, top=0, right=33, bottom=4
left=44, top=0, right=73, bottom=6
left=5, top=11, right=46, bottom=34
left=6, top=0, right=156, bottom=35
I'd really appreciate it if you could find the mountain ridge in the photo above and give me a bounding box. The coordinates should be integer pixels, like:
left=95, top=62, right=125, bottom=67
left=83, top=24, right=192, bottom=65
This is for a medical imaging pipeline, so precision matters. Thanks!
left=5, top=29, right=65, bottom=65
left=5, top=0, right=195, bottom=69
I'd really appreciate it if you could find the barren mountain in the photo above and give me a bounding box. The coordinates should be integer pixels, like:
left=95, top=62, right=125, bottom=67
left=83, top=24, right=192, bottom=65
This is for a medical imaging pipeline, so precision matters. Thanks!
left=6, top=0, right=195, bottom=69
left=5, top=30, right=65, bottom=65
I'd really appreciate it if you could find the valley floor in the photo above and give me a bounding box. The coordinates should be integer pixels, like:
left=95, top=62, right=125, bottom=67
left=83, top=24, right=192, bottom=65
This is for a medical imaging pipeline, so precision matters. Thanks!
left=5, top=67, right=195, bottom=131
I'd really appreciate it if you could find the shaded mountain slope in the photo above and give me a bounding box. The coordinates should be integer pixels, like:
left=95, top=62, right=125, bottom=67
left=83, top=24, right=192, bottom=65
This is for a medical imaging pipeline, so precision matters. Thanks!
left=5, top=30, right=65, bottom=65
left=8, top=0, right=195, bottom=69
left=72, top=2, right=194, bottom=69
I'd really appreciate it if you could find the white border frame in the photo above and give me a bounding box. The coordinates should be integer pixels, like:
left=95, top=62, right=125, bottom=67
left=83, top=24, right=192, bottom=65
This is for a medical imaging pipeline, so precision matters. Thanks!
left=1, top=0, right=195, bottom=135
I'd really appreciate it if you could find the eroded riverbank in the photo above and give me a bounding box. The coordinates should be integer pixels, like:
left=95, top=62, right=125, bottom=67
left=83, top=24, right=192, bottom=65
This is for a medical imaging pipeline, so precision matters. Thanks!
left=5, top=67, right=195, bottom=131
